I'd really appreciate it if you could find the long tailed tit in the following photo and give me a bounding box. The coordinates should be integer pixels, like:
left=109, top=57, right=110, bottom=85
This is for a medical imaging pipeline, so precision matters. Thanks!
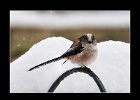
left=28, top=33, right=98, bottom=71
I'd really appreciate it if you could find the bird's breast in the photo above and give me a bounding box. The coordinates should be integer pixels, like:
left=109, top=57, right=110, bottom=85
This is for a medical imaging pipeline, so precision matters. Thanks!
left=68, top=46, right=98, bottom=66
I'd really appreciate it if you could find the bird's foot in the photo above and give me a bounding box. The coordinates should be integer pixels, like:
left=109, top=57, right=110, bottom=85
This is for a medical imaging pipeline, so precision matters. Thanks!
left=81, top=65, right=87, bottom=68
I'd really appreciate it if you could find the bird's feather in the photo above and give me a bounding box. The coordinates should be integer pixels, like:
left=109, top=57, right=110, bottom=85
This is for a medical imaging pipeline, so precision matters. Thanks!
left=61, top=41, right=84, bottom=58
left=28, top=56, right=62, bottom=71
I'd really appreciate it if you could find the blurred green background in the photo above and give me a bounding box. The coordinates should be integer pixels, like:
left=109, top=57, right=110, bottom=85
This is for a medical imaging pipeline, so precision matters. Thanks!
left=10, top=11, right=130, bottom=63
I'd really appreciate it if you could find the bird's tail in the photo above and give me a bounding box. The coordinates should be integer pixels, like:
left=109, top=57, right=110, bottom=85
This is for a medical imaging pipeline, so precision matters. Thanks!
left=28, top=56, right=63, bottom=71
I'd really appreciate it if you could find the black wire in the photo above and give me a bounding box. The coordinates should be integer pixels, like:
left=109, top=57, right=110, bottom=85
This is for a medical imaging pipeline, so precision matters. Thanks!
left=48, top=67, right=106, bottom=93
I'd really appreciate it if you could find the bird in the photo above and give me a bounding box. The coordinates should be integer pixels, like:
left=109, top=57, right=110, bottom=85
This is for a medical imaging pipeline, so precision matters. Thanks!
left=28, top=33, right=98, bottom=71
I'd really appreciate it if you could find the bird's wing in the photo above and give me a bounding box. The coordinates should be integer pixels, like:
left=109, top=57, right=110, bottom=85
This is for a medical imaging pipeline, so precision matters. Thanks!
left=61, top=40, right=84, bottom=58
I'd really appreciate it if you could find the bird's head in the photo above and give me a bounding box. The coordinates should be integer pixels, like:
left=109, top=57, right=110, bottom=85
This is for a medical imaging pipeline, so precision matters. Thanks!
left=79, top=33, right=96, bottom=45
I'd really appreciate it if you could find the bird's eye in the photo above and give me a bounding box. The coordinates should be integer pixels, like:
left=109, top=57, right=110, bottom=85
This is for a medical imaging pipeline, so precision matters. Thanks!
left=84, top=39, right=87, bottom=42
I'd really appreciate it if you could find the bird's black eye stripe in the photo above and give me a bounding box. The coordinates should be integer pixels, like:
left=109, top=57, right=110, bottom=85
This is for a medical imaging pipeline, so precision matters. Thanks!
left=79, top=35, right=88, bottom=42
left=91, top=35, right=95, bottom=41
